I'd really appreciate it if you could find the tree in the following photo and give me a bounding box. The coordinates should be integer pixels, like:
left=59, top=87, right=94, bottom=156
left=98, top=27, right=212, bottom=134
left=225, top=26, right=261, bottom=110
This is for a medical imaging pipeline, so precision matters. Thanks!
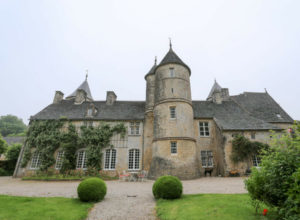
left=5, top=143, right=22, bottom=174
left=0, top=135, right=7, bottom=155
left=0, top=115, right=27, bottom=137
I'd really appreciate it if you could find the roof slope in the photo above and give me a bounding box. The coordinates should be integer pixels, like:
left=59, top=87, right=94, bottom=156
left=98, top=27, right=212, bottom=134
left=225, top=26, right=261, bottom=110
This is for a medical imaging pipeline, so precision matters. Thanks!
left=231, top=92, right=293, bottom=123
left=207, top=80, right=222, bottom=100
left=66, top=80, right=93, bottom=100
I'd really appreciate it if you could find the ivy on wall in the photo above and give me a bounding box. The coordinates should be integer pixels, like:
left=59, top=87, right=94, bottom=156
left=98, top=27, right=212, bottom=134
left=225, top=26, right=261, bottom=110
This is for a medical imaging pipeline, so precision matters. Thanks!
left=231, top=135, right=269, bottom=163
left=21, top=119, right=126, bottom=172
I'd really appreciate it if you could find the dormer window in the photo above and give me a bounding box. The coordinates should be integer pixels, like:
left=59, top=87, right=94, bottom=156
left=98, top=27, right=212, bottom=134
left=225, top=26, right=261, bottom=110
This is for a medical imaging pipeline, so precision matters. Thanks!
left=87, top=108, right=93, bottom=116
left=170, top=68, right=174, bottom=77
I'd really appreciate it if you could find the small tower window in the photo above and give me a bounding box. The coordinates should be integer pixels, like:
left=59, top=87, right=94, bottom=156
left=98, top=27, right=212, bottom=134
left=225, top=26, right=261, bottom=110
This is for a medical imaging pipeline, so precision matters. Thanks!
left=170, top=142, right=177, bottom=154
left=170, top=68, right=174, bottom=77
left=170, top=107, right=176, bottom=119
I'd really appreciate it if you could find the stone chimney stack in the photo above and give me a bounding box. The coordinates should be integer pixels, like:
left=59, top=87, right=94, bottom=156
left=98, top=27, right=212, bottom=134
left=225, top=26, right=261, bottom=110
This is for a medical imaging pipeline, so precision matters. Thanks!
left=106, top=91, right=117, bottom=105
left=53, top=91, right=64, bottom=104
left=75, top=89, right=87, bottom=104
left=212, top=88, right=230, bottom=104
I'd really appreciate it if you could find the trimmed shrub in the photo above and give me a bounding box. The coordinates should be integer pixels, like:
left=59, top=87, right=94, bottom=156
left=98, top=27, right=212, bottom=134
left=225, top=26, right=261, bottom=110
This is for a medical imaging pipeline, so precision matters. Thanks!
left=77, top=177, right=107, bottom=202
left=152, top=175, right=183, bottom=199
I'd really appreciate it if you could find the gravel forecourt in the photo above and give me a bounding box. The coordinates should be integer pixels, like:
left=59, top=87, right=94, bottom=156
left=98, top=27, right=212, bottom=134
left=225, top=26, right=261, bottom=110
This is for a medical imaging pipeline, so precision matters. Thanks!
left=0, top=177, right=247, bottom=220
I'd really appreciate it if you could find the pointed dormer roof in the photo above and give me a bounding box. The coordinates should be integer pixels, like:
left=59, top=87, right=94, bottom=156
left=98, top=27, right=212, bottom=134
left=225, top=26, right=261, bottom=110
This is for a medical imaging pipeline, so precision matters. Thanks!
left=207, top=80, right=222, bottom=100
left=66, top=78, right=93, bottom=101
left=144, top=57, right=157, bottom=79
left=157, top=43, right=191, bottom=74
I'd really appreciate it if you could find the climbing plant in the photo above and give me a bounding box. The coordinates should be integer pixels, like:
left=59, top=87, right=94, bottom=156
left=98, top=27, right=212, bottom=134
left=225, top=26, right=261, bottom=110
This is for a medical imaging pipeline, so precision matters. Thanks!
left=231, top=135, right=269, bottom=163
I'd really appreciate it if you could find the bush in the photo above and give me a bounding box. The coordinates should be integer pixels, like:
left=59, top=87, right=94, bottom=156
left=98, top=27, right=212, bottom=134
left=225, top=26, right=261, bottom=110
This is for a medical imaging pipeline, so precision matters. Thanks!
left=77, top=177, right=107, bottom=202
left=0, top=168, right=8, bottom=176
left=152, top=175, right=182, bottom=199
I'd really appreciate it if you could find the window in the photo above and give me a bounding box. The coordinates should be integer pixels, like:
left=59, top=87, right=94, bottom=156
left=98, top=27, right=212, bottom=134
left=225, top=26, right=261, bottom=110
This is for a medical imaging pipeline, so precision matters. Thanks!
left=276, top=113, right=282, bottom=119
left=76, top=150, right=87, bottom=169
left=252, top=155, right=261, bottom=167
left=130, top=122, right=140, bottom=135
left=170, top=68, right=174, bottom=77
left=199, top=122, right=209, bottom=137
left=87, top=108, right=93, bottom=116
left=104, top=149, right=116, bottom=170
left=55, top=151, right=64, bottom=169
left=30, top=151, right=41, bottom=169
left=201, top=150, right=213, bottom=167
left=251, top=132, right=256, bottom=139
left=128, top=149, right=140, bottom=170
left=170, top=142, right=177, bottom=154
left=170, top=107, right=176, bottom=119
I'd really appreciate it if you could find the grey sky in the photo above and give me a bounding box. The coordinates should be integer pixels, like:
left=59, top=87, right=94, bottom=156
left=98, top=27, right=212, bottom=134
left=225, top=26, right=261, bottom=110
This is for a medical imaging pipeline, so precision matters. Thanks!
left=1, top=0, right=299, bottom=124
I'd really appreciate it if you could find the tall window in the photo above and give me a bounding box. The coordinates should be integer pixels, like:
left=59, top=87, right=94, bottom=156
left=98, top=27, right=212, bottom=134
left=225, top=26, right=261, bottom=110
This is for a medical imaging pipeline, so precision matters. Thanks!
left=170, top=68, right=174, bottom=77
left=170, top=107, right=176, bottom=119
left=128, top=149, right=140, bottom=170
left=76, top=150, right=87, bottom=169
left=104, top=149, right=117, bottom=170
left=130, top=122, right=140, bottom=135
left=30, top=151, right=41, bottom=169
left=55, top=151, right=64, bottom=169
left=170, top=142, right=177, bottom=154
left=201, top=150, right=213, bottom=167
left=199, top=122, right=209, bottom=137
left=252, top=155, right=261, bottom=167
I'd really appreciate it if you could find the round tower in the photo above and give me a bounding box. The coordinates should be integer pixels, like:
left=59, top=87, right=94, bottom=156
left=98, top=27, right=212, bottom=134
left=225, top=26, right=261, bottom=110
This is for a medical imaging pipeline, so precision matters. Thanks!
left=149, top=44, right=199, bottom=179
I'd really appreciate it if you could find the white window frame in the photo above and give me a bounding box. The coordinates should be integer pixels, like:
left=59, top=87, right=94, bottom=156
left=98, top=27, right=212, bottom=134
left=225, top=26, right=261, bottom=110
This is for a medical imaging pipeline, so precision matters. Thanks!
left=170, top=141, right=177, bottom=154
left=252, top=155, right=261, bottom=167
left=129, top=122, right=140, bottom=135
left=76, top=150, right=88, bottom=169
left=104, top=149, right=117, bottom=170
left=201, top=150, right=213, bottom=168
left=55, top=151, right=64, bottom=170
left=170, top=106, right=176, bottom=119
left=30, top=151, right=41, bottom=170
left=128, top=149, right=140, bottom=171
left=199, top=122, right=210, bottom=137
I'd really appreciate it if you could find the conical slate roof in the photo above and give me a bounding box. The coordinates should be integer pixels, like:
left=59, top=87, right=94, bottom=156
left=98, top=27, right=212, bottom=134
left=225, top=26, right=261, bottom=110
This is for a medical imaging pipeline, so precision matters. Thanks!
left=66, top=79, right=93, bottom=100
left=207, top=80, right=222, bottom=100
left=144, top=58, right=157, bottom=79
left=157, top=47, right=191, bottom=74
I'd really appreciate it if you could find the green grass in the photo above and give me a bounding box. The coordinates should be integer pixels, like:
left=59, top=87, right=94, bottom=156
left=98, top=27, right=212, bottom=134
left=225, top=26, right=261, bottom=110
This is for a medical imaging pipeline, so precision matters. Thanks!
left=0, top=195, right=93, bottom=220
left=156, top=194, right=277, bottom=220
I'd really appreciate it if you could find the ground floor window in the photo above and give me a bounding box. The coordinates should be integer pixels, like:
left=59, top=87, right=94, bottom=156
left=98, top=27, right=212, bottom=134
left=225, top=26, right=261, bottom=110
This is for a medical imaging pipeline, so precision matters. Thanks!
left=252, top=155, right=261, bottom=167
left=30, top=151, right=41, bottom=169
left=76, top=150, right=87, bottom=169
left=128, top=149, right=140, bottom=170
left=201, top=150, right=213, bottom=167
left=170, top=142, right=177, bottom=154
left=55, top=151, right=64, bottom=169
left=104, top=149, right=116, bottom=170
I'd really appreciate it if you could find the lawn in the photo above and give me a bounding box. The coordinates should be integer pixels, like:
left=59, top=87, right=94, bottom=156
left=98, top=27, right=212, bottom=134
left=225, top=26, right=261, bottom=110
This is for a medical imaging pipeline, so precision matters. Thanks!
left=156, top=194, right=276, bottom=220
left=0, top=195, right=93, bottom=220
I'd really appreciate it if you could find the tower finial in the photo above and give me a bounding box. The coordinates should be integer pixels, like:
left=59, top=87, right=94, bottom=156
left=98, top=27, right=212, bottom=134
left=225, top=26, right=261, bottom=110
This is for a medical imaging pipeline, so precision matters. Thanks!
left=169, top=37, right=172, bottom=49
left=155, top=56, right=157, bottom=65
left=85, top=69, right=88, bottom=81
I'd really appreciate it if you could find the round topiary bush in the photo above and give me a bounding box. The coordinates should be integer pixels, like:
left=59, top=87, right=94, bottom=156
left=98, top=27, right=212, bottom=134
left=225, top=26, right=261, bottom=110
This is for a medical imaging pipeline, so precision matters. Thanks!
left=77, top=177, right=107, bottom=202
left=152, top=175, right=183, bottom=199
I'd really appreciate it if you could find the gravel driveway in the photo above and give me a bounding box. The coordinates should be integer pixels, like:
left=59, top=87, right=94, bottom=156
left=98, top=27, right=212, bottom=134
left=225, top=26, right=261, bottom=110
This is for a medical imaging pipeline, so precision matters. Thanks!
left=0, top=177, right=247, bottom=220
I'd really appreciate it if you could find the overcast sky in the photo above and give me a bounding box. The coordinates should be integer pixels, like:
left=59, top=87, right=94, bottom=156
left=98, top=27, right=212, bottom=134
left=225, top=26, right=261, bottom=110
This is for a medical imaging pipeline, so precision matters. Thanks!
left=0, top=0, right=299, bottom=124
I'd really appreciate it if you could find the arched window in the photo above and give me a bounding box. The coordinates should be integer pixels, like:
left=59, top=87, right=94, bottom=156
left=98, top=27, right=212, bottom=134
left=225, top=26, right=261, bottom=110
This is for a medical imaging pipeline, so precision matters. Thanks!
left=104, top=149, right=116, bottom=170
left=128, top=149, right=140, bottom=170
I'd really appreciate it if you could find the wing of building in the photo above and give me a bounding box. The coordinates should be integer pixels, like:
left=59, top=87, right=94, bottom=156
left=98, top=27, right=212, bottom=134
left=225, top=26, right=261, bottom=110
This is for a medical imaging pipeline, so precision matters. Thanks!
left=15, top=45, right=294, bottom=179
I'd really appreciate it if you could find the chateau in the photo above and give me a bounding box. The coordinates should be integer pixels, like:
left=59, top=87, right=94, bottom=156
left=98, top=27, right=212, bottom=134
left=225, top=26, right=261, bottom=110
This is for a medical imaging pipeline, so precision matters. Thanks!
left=15, top=45, right=294, bottom=179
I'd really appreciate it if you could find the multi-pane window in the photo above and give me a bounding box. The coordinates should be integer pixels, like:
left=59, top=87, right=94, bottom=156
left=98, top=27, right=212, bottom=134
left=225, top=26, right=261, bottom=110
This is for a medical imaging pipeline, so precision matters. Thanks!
left=252, top=155, right=261, bottom=167
left=170, top=107, right=176, bottom=119
left=128, top=149, right=140, bottom=170
left=55, top=151, right=64, bottom=169
left=130, top=122, right=140, bottom=135
left=199, top=122, right=209, bottom=137
left=170, top=142, right=177, bottom=154
left=201, top=150, right=213, bottom=167
left=87, top=108, right=93, bottom=116
left=170, top=68, right=174, bottom=77
left=104, top=149, right=117, bottom=170
left=76, top=150, right=87, bottom=169
left=30, top=151, right=41, bottom=169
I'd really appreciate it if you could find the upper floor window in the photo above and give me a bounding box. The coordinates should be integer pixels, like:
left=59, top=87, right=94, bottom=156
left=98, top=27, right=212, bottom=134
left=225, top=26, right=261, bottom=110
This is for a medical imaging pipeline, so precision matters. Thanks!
left=55, top=151, right=64, bottom=169
left=128, top=149, right=140, bottom=170
left=87, top=108, right=93, bottom=116
left=199, top=122, right=209, bottom=137
left=30, top=151, right=41, bottom=169
left=104, top=149, right=116, bottom=170
left=170, top=68, right=174, bottom=77
left=252, top=155, right=261, bottom=167
left=170, top=107, right=176, bottom=119
left=76, top=150, right=87, bottom=169
left=130, top=122, right=140, bottom=135
left=201, top=150, right=213, bottom=167
left=170, top=142, right=177, bottom=154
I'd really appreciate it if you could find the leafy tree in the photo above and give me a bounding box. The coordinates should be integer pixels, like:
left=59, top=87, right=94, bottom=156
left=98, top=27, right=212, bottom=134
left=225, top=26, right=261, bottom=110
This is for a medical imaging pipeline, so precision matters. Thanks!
left=0, top=115, right=27, bottom=137
left=0, top=135, right=7, bottom=155
left=5, top=143, right=22, bottom=174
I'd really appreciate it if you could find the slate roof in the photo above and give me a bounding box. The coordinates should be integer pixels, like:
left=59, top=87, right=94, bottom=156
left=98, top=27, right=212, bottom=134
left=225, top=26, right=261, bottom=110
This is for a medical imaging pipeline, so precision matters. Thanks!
left=157, top=48, right=191, bottom=74
left=207, top=80, right=222, bottom=100
left=3, top=137, right=25, bottom=145
left=231, top=92, right=293, bottom=123
left=66, top=80, right=93, bottom=100
left=144, top=62, right=157, bottom=79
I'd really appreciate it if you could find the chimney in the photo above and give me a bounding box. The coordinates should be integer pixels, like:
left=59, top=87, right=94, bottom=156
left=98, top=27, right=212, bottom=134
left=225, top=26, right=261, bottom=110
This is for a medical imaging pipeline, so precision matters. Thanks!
left=212, top=88, right=230, bottom=104
left=75, top=89, right=87, bottom=104
left=106, top=91, right=117, bottom=105
left=221, top=88, right=229, bottom=101
left=53, top=91, right=64, bottom=104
